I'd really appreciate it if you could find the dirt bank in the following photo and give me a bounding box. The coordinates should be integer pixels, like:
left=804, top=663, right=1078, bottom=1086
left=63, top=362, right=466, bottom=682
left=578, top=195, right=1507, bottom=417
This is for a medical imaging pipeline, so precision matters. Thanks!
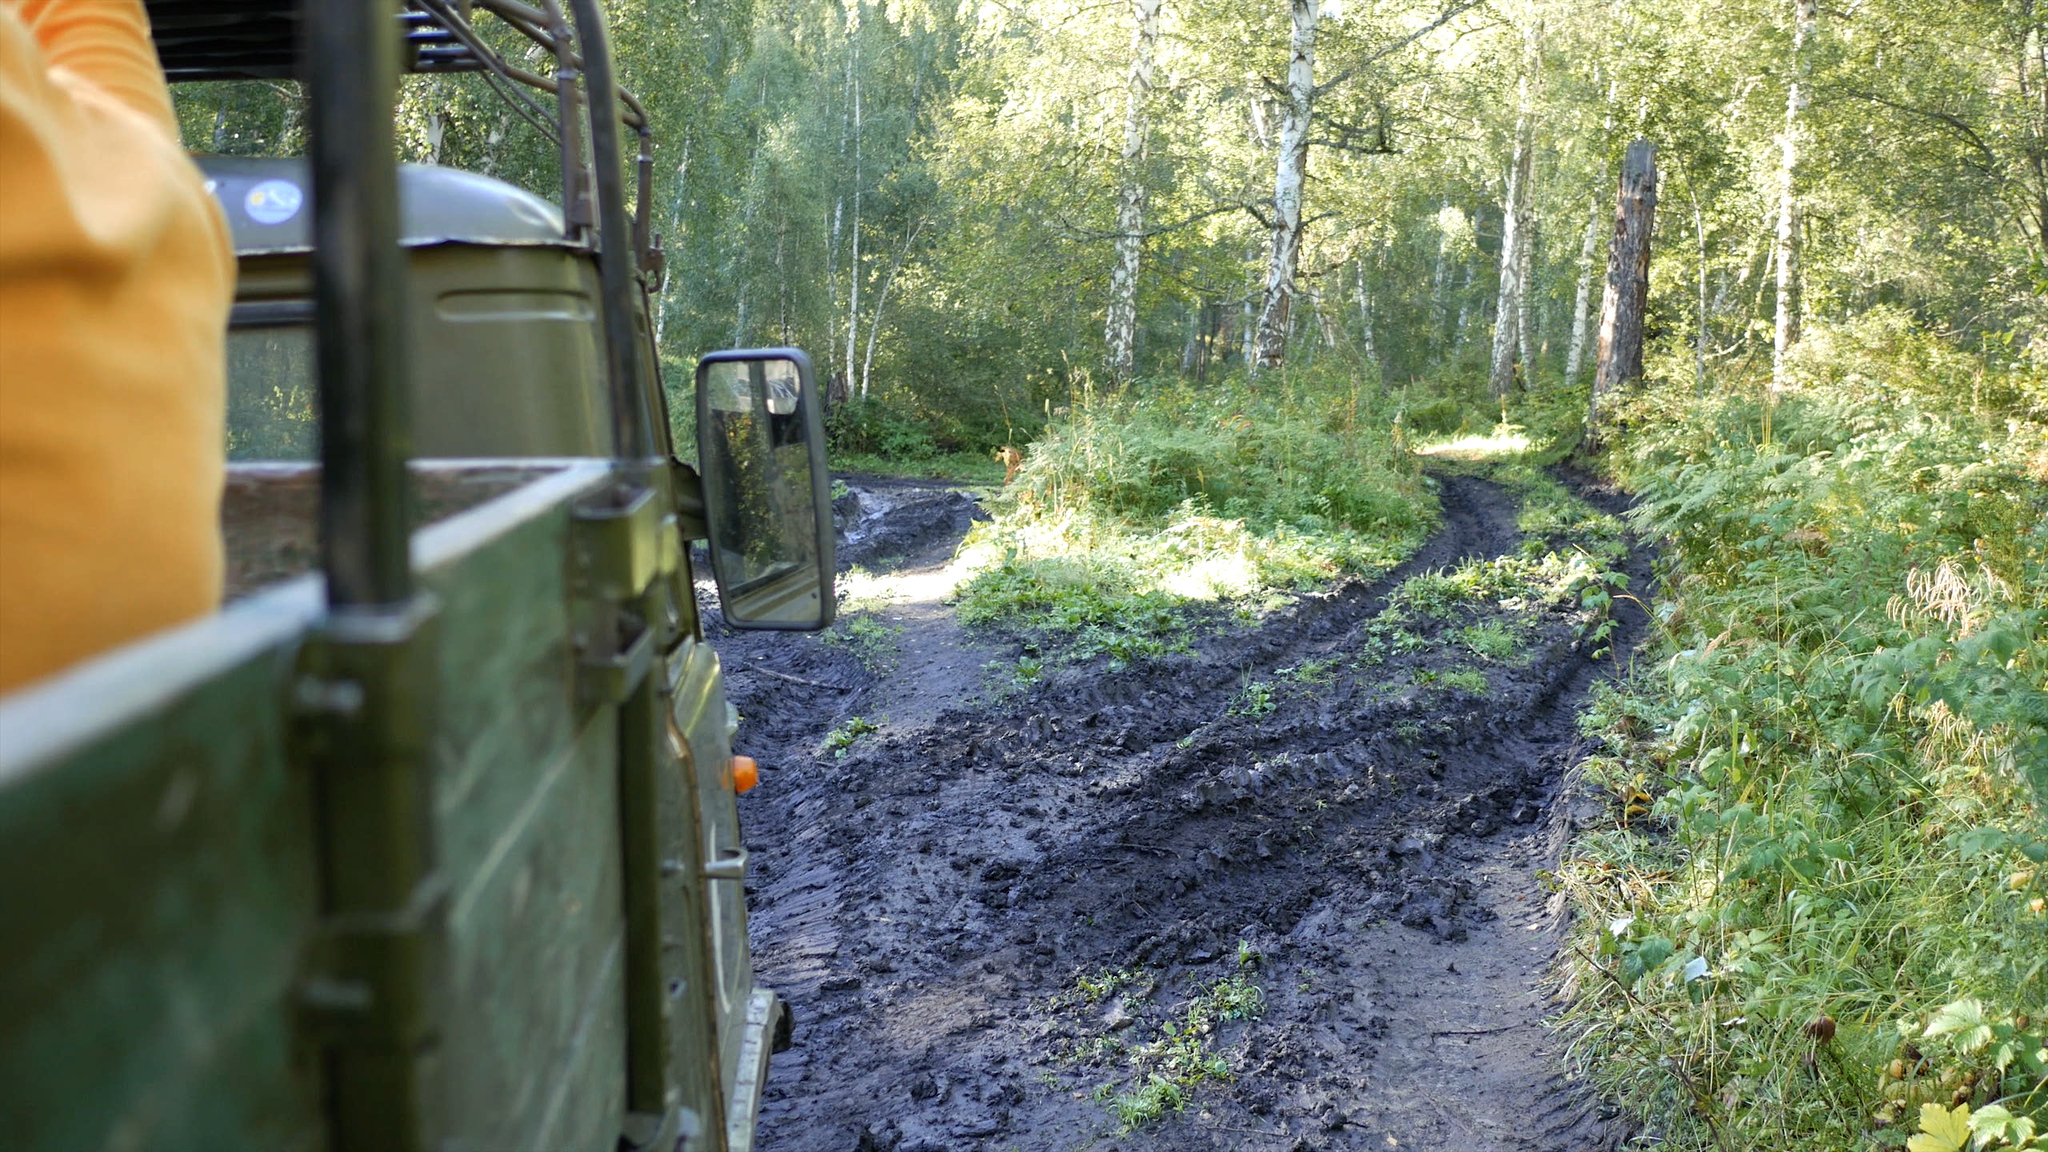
left=709, top=472, right=1646, bottom=1151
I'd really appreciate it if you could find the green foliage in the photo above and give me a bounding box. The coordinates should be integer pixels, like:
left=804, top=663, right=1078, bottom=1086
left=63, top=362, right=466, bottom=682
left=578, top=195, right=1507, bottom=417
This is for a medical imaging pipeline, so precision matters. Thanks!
left=1556, top=371, right=2048, bottom=1149
left=1455, top=621, right=1524, bottom=662
left=1070, top=966, right=1145, bottom=1005
left=1279, top=657, right=1338, bottom=683
left=953, top=555, right=1188, bottom=668
left=1094, top=973, right=1265, bottom=1131
left=827, top=397, right=939, bottom=459
left=821, top=715, right=880, bottom=758
left=1433, top=667, right=1490, bottom=695
left=1230, top=680, right=1276, bottom=717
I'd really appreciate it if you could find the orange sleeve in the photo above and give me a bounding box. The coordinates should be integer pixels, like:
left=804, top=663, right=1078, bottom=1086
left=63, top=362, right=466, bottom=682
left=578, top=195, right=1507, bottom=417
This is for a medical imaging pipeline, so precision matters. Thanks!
left=6, top=0, right=174, bottom=134
left=0, top=0, right=233, bottom=692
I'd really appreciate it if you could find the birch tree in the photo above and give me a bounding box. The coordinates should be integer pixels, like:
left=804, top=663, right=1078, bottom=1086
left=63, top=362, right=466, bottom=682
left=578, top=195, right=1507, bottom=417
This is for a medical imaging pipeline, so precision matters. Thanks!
left=1252, top=0, right=1321, bottom=375
left=1563, top=192, right=1599, bottom=386
left=1772, top=0, right=1816, bottom=391
left=1104, top=0, right=1165, bottom=384
left=1250, top=0, right=1487, bottom=376
left=1488, top=19, right=1541, bottom=399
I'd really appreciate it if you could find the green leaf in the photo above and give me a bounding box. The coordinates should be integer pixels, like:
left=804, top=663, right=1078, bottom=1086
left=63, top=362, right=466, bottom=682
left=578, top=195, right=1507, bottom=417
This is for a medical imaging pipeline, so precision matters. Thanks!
left=1968, top=1104, right=2024, bottom=1149
left=1953, top=827, right=2012, bottom=858
left=1927, top=999, right=1996, bottom=1053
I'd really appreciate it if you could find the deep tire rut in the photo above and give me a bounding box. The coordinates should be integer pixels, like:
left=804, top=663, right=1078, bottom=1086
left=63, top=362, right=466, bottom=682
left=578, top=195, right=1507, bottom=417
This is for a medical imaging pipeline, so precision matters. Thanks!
left=715, top=473, right=1646, bottom=1152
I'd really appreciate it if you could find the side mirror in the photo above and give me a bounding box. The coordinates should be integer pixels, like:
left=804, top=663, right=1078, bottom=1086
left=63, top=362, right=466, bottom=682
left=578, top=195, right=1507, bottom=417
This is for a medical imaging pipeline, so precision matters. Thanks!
left=695, top=348, right=835, bottom=630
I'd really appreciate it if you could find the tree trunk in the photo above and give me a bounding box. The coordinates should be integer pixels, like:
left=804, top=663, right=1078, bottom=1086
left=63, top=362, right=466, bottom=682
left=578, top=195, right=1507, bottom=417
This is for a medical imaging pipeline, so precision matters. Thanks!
left=654, top=142, right=688, bottom=349
left=1591, top=139, right=1657, bottom=426
left=1693, top=190, right=1709, bottom=387
left=1487, top=140, right=1531, bottom=398
left=861, top=219, right=923, bottom=398
left=1430, top=198, right=1453, bottom=344
left=1564, top=192, right=1599, bottom=386
left=1252, top=0, right=1319, bottom=376
left=1353, top=258, right=1378, bottom=365
left=847, top=62, right=865, bottom=398
left=1517, top=217, right=1538, bottom=386
left=1772, top=0, right=1816, bottom=391
left=1104, top=0, right=1164, bottom=384
left=1488, top=23, right=1540, bottom=399
left=1455, top=258, right=1476, bottom=346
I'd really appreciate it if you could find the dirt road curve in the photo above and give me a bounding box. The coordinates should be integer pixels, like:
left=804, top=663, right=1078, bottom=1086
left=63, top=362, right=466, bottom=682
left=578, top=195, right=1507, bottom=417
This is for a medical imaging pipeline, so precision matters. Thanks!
left=708, top=473, right=1646, bottom=1152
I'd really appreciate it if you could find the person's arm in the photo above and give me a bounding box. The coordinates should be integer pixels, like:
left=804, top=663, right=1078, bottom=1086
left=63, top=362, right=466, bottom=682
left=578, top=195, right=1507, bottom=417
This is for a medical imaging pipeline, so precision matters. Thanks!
left=4, top=0, right=175, bottom=136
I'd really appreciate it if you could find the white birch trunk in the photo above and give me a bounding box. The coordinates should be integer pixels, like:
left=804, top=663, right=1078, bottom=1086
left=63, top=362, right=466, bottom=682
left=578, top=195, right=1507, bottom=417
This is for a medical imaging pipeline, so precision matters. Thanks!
left=861, top=220, right=923, bottom=397
left=1564, top=193, right=1599, bottom=387
left=1517, top=214, right=1538, bottom=381
left=826, top=197, right=843, bottom=384
left=1456, top=260, right=1474, bottom=344
left=1104, top=0, right=1164, bottom=384
left=1252, top=0, right=1319, bottom=375
left=733, top=79, right=771, bottom=347
left=1488, top=145, right=1532, bottom=397
left=847, top=64, right=865, bottom=397
left=1354, top=259, right=1378, bottom=363
left=1488, top=24, right=1540, bottom=399
left=1772, top=0, right=1816, bottom=391
left=655, top=140, right=690, bottom=348
left=1694, top=192, right=1709, bottom=387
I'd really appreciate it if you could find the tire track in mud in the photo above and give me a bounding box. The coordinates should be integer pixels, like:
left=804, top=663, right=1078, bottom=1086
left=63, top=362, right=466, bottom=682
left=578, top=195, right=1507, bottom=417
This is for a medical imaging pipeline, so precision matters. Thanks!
left=716, top=473, right=1646, bottom=1152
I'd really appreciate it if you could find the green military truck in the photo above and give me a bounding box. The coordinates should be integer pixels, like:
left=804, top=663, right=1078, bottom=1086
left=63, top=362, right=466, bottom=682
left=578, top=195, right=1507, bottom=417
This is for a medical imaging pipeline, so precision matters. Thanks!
left=0, top=2, right=827, bottom=1150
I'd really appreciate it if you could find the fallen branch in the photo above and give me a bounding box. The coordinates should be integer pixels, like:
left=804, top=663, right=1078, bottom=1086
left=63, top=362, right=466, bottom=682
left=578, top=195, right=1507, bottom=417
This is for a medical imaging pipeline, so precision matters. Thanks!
left=741, top=666, right=852, bottom=691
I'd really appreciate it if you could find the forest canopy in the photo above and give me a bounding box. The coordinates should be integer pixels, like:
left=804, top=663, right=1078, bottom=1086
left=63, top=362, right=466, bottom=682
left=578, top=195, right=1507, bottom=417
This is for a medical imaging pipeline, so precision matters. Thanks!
left=176, top=0, right=2047, bottom=456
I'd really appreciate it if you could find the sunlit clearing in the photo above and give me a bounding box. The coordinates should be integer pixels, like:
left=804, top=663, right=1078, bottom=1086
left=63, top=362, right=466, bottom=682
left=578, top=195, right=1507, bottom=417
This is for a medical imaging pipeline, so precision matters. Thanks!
left=1415, top=428, right=1531, bottom=462
left=837, top=560, right=965, bottom=612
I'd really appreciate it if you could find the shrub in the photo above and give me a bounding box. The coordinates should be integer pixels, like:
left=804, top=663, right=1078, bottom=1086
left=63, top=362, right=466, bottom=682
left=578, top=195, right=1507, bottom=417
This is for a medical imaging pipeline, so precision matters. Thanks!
left=952, top=368, right=1437, bottom=657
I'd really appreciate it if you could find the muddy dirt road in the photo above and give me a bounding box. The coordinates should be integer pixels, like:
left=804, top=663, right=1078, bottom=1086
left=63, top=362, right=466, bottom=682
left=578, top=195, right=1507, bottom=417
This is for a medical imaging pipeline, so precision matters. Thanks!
left=708, top=473, right=1646, bottom=1152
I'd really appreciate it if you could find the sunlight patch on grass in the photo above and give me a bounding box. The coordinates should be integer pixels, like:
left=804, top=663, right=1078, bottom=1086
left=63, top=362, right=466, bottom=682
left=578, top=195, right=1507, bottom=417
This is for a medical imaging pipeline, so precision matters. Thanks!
left=1414, top=427, right=1532, bottom=461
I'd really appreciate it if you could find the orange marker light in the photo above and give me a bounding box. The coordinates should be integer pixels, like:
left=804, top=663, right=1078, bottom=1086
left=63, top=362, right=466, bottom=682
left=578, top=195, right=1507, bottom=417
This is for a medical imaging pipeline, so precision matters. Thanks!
left=731, top=755, right=759, bottom=793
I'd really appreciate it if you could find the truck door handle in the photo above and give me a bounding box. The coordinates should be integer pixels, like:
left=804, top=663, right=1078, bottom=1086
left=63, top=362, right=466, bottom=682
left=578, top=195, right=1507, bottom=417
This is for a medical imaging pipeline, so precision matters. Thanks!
left=666, top=848, right=748, bottom=881
left=702, top=847, right=747, bottom=882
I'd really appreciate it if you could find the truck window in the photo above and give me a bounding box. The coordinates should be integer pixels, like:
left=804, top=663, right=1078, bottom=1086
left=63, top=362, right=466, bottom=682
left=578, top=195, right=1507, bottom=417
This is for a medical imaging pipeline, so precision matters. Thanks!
left=226, top=322, right=317, bottom=460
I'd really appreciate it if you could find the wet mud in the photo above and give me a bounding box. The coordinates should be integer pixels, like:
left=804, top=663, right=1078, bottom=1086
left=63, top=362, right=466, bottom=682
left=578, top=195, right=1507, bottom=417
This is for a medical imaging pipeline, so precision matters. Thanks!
left=707, top=472, right=1649, bottom=1152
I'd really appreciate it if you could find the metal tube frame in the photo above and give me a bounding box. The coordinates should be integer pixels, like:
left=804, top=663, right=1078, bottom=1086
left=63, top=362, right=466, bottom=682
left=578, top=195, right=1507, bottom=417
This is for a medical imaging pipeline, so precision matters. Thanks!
left=308, top=0, right=413, bottom=608
left=562, top=0, right=657, bottom=464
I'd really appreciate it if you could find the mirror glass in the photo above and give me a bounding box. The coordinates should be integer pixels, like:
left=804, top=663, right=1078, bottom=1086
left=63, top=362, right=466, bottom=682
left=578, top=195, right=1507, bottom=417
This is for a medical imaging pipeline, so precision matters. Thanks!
left=696, top=351, right=834, bottom=629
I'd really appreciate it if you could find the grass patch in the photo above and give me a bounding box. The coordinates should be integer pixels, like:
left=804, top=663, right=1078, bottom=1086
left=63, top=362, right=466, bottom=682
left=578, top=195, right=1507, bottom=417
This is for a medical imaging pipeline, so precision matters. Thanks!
left=1436, top=666, right=1490, bottom=694
left=820, top=614, right=902, bottom=673
left=1092, top=973, right=1267, bottom=1131
left=1455, top=620, right=1525, bottom=661
left=1279, top=656, right=1339, bottom=683
left=1230, top=679, right=1277, bottom=716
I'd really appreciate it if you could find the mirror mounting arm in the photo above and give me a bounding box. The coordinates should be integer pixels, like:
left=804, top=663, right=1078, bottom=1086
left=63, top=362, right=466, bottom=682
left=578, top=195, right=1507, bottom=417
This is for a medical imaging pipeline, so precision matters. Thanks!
left=669, top=460, right=708, bottom=541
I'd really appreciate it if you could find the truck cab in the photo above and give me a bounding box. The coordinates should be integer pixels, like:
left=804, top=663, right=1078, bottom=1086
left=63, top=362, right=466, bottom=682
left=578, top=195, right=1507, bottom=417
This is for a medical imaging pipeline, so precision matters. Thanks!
left=213, top=156, right=620, bottom=460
